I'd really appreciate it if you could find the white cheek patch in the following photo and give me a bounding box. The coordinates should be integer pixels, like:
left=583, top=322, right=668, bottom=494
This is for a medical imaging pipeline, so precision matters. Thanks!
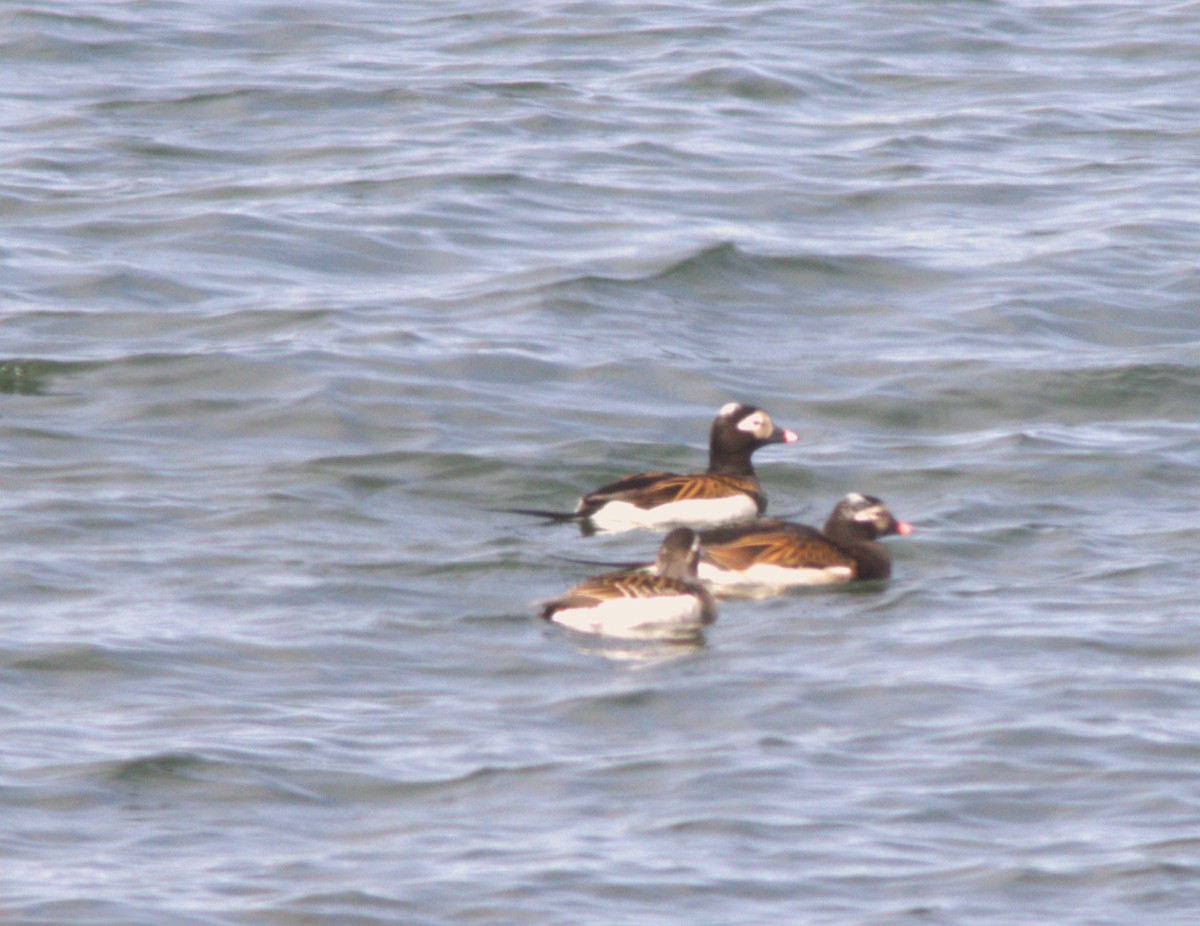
left=737, top=413, right=765, bottom=434
left=853, top=506, right=884, bottom=523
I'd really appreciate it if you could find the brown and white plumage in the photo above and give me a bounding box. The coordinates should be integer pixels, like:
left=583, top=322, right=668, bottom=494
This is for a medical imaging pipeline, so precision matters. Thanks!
left=573, top=403, right=798, bottom=533
left=540, top=528, right=717, bottom=638
left=577, top=471, right=764, bottom=519
left=698, top=493, right=912, bottom=596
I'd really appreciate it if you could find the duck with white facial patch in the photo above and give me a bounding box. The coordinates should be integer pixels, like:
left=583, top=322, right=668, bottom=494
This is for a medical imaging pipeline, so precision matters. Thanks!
left=696, top=493, right=913, bottom=597
left=540, top=528, right=717, bottom=639
left=527, top=402, right=798, bottom=533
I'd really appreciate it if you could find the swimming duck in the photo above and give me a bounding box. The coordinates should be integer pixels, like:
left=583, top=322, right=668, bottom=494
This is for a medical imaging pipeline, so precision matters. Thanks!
left=511, top=403, right=797, bottom=533
left=697, top=493, right=912, bottom=596
left=540, top=527, right=716, bottom=638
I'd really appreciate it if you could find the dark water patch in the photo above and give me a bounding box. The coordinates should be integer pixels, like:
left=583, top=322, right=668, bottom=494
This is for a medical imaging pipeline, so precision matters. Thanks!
left=647, top=240, right=949, bottom=293
left=1001, top=361, right=1200, bottom=423
left=513, top=240, right=949, bottom=300
left=107, top=750, right=229, bottom=784
left=2, top=9, right=151, bottom=63
left=101, top=751, right=321, bottom=804
left=4, top=751, right=329, bottom=812
left=463, top=78, right=584, bottom=104
left=5, top=642, right=144, bottom=675
left=259, top=890, right=419, bottom=926
left=10, top=900, right=220, bottom=926
left=841, top=178, right=1049, bottom=211
left=378, top=761, right=573, bottom=807
left=96, top=82, right=430, bottom=131
left=672, top=65, right=806, bottom=102
left=808, top=357, right=1200, bottom=435
left=0, top=358, right=86, bottom=395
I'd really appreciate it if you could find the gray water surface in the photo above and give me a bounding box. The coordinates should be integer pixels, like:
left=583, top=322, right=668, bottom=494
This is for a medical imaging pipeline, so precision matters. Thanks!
left=4, top=2, right=1200, bottom=924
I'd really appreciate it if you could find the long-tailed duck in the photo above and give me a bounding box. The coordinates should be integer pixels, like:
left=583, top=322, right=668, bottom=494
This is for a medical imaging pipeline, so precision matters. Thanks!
left=539, top=528, right=716, bottom=638
left=697, top=493, right=912, bottom=596
left=510, top=403, right=797, bottom=533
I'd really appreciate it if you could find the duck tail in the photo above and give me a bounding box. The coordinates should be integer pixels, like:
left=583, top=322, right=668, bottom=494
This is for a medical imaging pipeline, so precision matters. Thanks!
left=491, top=506, right=582, bottom=524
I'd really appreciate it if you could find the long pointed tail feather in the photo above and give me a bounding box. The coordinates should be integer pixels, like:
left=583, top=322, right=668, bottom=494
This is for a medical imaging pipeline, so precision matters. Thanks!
left=490, top=506, right=582, bottom=524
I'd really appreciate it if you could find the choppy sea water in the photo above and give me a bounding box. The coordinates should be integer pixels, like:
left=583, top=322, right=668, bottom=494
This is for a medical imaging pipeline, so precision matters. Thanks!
left=4, top=2, right=1200, bottom=923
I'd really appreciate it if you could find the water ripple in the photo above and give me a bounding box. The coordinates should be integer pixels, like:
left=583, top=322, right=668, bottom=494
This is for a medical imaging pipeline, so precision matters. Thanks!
left=5, top=1, right=1200, bottom=924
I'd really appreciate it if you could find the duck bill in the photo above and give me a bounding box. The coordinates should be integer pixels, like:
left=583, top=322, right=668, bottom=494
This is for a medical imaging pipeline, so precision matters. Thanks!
left=895, top=520, right=914, bottom=536
left=770, top=427, right=799, bottom=444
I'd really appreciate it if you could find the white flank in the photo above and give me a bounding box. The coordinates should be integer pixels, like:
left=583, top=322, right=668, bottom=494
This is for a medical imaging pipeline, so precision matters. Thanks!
left=549, top=594, right=707, bottom=639
left=587, top=496, right=757, bottom=533
left=698, top=560, right=854, bottom=598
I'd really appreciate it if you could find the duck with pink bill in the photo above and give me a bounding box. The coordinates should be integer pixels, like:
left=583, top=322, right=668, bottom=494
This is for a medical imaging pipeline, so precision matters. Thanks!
left=696, top=493, right=913, bottom=598
left=506, top=402, right=798, bottom=533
